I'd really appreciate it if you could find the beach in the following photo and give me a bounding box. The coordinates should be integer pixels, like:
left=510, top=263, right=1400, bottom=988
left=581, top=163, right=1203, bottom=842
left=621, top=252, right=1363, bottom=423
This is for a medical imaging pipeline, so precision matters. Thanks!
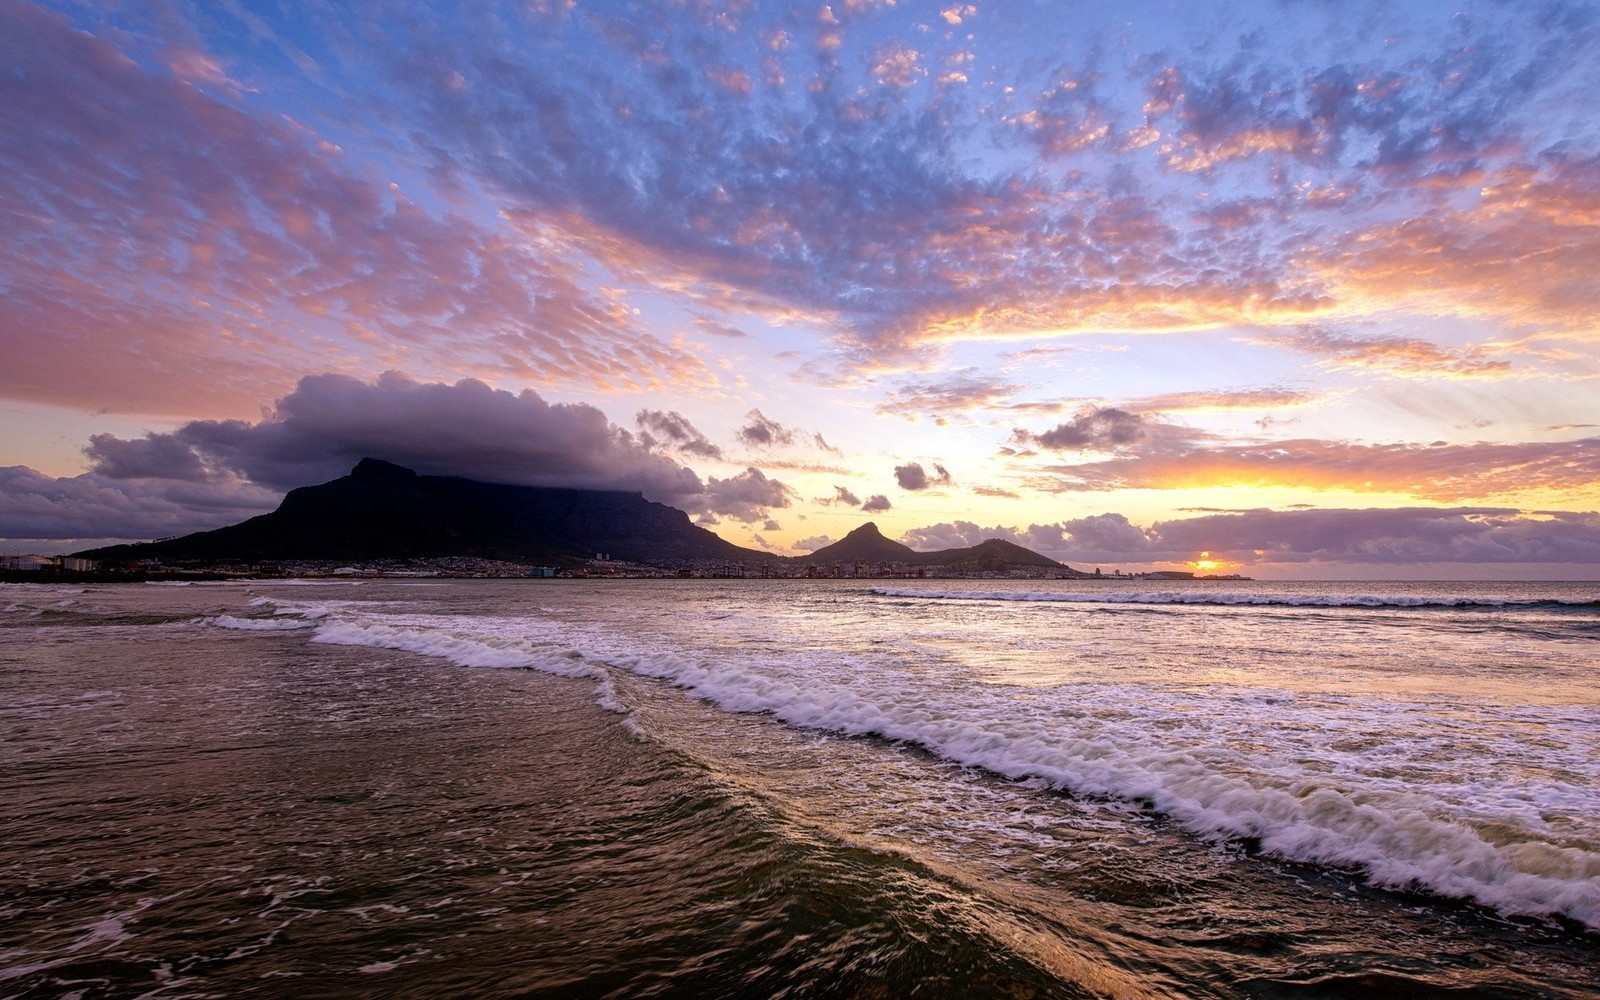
left=3, top=578, right=1597, bottom=998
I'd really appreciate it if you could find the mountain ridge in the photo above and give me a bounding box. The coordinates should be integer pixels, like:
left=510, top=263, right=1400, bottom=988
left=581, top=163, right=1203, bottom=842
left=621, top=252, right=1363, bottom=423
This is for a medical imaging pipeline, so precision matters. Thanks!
left=77, top=460, right=1079, bottom=574
left=78, top=458, right=764, bottom=566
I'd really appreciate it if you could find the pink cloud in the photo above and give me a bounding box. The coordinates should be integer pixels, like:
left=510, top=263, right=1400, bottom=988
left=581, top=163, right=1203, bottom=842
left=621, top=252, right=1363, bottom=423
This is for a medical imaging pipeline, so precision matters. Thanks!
left=903, top=507, right=1600, bottom=570
left=0, top=5, right=708, bottom=418
left=1027, top=435, right=1600, bottom=503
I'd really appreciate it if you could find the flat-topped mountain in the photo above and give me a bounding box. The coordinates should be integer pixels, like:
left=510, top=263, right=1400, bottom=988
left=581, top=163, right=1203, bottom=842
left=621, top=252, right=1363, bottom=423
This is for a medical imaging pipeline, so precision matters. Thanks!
left=78, top=458, right=769, bottom=566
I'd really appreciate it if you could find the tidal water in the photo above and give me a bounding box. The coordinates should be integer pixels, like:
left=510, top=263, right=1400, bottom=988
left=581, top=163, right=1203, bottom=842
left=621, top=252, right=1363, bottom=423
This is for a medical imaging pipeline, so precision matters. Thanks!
left=2, top=577, right=1597, bottom=998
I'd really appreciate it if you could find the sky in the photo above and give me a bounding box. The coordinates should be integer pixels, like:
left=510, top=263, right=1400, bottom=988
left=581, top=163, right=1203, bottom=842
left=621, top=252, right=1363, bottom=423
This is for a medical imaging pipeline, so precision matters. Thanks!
left=3, top=0, right=1599, bottom=579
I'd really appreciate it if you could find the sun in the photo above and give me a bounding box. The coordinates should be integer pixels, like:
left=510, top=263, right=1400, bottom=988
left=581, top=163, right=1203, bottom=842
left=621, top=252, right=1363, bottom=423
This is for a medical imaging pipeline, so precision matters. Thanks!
left=1192, top=551, right=1220, bottom=572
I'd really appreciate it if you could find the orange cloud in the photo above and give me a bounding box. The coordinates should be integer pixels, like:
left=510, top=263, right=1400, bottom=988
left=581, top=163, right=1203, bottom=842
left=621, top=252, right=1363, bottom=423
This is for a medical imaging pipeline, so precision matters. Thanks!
left=1029, top=436, right=1600, bottom=504
left=1308, top=159, right=1600, bottom=338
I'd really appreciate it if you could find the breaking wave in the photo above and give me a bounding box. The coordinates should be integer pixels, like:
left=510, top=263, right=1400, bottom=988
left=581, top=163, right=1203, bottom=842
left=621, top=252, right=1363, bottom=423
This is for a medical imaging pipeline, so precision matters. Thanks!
left=255, top=597, right=1600, bottom=932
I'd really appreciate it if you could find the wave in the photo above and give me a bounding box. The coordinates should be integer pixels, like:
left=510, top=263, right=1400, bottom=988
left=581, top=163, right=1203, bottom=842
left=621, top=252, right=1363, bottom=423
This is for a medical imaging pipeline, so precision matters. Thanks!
left=260, top=600, right=1600, bottom=932
left=305, top=617, right=628, bottom=714
left=204, top=614, right=315, bottom=631
left=873, top=587, right=1600, bottom=610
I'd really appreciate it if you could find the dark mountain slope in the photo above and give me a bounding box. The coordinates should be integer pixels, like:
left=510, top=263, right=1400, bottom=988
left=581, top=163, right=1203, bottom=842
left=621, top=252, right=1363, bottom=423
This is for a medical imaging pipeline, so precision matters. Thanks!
left=78, top=459, right=769, bottom=566
left=805, top=522, right=1085, bottom=574
left=803, top=523, right=918, bottom=563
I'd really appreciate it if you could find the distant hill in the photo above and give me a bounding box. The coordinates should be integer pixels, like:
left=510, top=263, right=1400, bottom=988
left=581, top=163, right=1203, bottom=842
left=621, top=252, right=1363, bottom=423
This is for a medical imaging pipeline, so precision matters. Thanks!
left=922, top=537, right=1068, bottom=573
left=804, top=522, right=917, bottom=563
left=805, top=523, right=1087, bottom=575
left=77, top=458, right=771, bottom=567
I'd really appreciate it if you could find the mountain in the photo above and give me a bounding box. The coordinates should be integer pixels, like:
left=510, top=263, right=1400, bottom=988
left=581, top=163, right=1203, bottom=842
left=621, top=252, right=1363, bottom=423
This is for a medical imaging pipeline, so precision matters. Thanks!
left=922, top=537, right=1065, bottom=572
left=803, top=522, right=917, bottom=563
left=77, top=458, right=771, bottom=567
left=804, top=522, right=1084, bottom=574
left=75, top=462, right=1079, bottom=574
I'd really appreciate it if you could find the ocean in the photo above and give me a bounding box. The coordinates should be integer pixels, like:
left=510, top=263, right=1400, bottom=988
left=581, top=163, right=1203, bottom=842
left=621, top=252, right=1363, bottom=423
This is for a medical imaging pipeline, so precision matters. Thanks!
left=2, top=577, right=1597, bottom=998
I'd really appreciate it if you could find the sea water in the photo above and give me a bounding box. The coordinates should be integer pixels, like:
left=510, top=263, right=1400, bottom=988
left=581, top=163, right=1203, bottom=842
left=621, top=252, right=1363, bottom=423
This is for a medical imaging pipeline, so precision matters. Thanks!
left=2, top=577, right=1596, bottom=997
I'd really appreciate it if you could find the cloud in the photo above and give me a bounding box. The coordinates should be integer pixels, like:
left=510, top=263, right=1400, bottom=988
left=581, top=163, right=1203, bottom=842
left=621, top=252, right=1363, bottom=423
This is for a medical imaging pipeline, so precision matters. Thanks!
left=1268, top=328, right=1513, bottom=379
left=37, top=373, right=823, bottom=540
left=84, top=433, right=210, bottom=482
left=861, top=494, right=892, bottom=512
left=700, top=466, right=796, bottom=522
left=1021, top=407, right=1147, bottom=451
left=870, top=43, right=924, bottom=88
left=84, top=372, right=706, bottom=502
left=1007, top=77, right=1114, bottom=158
left=732, top=409, right=838, bottom=455
left=894, top=462, right=954, bottom=491
left=13, top=0, right=1594, bottom=399
left=1128, top=388, right=1320, bottom=413
left=1303, top=154, right=1600, bottom=337
left=816, top=485, right=862, bottom=506
left=900, top=520, right=1012, bottom=551
left=636, top=409, right=724, bottom=458
left=0, top=465, right=278, bottom=543
left=876, top=370, right=1024, bottom=421
left=903, top=507, right=1600, bottom=569
left=737, top=409, right=797, bottom=449
left=792, top=534, right=833, bottom=551
left=0, top=4, right=709, bottom=417
left=1028, top=435, right=1600, bottom=503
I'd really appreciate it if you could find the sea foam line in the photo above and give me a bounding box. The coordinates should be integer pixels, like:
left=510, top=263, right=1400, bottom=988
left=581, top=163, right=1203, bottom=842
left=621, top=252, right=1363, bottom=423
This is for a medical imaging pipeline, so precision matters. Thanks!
left=872, top=587, right=1597, bottom=610
left=274, top=604, right=1600, bottom=931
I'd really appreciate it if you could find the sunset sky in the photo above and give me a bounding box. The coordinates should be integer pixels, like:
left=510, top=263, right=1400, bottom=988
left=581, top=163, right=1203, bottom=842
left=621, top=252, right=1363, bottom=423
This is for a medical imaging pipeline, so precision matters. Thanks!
left=3, top=0, right=1599, bottom=578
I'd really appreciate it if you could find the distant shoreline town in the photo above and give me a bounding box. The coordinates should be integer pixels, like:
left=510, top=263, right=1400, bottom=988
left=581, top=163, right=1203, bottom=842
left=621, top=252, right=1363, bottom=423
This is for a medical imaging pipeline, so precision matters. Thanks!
left=2, top=552, right=1248, bottom=583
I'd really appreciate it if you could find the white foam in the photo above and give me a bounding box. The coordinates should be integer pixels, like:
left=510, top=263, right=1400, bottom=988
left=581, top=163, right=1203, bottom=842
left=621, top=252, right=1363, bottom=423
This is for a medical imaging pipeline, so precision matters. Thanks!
left=872, top=587, right=1592, bottom=609
left=268, top=597, right=1600, bottom=930
left=615, top=649, right=1600, bottom=927
left=205, top=615, right=314, bottom=631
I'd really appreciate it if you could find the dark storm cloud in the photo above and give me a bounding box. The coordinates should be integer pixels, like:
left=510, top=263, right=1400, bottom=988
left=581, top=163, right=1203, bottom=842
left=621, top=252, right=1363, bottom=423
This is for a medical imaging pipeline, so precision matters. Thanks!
left=893, top=462, right=953, bottom=491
